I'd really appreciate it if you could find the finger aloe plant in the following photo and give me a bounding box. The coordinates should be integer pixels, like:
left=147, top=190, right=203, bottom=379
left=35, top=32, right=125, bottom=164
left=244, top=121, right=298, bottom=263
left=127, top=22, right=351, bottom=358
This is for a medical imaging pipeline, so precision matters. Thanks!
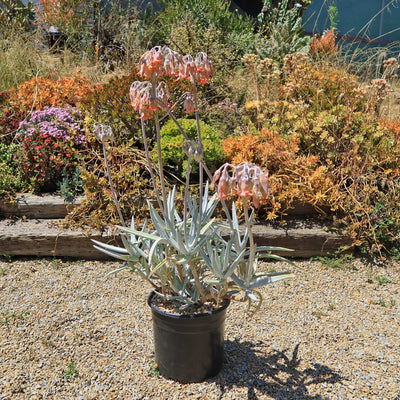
left=93, top=46, right=294, bottom=313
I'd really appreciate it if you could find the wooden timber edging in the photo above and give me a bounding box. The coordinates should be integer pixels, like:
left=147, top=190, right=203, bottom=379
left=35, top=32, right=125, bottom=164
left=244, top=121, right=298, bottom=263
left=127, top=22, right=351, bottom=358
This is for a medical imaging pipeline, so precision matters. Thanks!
left=0, top=194, right=84, bottom=219
left=0, top=219, right=120, bottom=259
left=0, top=194, right=352, bottom=259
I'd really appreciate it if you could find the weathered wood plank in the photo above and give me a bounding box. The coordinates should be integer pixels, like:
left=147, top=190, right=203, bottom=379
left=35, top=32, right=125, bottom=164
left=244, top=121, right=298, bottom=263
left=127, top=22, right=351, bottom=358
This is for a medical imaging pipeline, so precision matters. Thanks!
left=0, top=194, right=84, bottom=219
left=249, top=220, right=351, bottom=257
left=0, top=219, right=120, bottom=259
left=0, top=218, right=351, bottom=259
left=0, top=194, right=351, bottom=259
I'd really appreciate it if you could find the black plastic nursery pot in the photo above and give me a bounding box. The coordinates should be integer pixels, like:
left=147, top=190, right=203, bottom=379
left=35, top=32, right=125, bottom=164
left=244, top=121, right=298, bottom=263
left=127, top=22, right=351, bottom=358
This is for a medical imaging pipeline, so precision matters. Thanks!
left=147, top=292, right=230, bottom=383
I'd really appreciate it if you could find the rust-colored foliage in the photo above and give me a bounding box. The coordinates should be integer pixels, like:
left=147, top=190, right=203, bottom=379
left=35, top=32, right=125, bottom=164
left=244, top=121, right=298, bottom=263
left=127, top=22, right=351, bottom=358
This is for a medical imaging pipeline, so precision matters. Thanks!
left=10, top=73, right=95, bottom=111
left=236, top=52, right=400, bottom=256
left=223, top=129, right=338, bottom=217
left=35, top=0, right=90, bottom=28
left=310, top=29, right=338, bottom=59
left=34, top=0, right=92, bottom=47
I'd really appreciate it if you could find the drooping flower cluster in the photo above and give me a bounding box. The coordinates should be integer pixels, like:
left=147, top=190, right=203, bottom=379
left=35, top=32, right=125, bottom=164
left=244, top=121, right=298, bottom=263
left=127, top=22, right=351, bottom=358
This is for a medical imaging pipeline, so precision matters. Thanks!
left=129, top=81, right=169, bottom=120
left=211, top=162, right=270, bottom=208
left=137, top=46, right=181, bottom=80
left=180, top=52, right=214, bottom=84
left=131, top=46, right=214, bottom=120
left=137, top=46, right=214, bottom=84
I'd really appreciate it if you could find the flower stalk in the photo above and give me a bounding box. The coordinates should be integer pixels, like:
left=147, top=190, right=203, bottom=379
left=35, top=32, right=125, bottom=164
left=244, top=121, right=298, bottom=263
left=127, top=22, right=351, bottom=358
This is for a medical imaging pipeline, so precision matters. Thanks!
left=94, top=123, right=126, bottom=227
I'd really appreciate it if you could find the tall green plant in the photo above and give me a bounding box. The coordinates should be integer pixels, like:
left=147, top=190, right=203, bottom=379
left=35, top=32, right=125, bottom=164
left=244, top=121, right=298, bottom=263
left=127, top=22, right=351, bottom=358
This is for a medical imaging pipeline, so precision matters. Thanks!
left=153, top=0, right=253, bottom=44
left=255, top=0, right=312, bottom=62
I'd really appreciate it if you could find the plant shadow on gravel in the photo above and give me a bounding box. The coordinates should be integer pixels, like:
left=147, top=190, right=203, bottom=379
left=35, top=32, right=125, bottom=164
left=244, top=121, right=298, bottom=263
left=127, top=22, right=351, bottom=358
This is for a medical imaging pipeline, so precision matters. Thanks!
left=214, top=340, right=343, bottom=400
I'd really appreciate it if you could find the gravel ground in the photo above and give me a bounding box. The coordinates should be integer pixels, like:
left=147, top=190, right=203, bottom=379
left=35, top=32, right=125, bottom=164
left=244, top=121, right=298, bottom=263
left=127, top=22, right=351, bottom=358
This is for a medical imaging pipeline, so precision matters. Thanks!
left=0, top=257, right=399, bottom=400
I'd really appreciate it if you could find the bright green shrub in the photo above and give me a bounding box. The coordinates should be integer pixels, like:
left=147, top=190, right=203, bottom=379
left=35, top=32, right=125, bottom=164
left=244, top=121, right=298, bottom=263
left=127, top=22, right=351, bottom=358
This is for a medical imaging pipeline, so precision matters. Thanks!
left=157, top=118, right=226, bottom=178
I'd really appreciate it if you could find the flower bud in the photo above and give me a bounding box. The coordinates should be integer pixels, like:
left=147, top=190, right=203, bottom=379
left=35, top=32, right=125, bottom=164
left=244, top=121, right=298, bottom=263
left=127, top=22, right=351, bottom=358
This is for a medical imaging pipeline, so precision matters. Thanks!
left=184, top=95, right=196, bottom=114
left=94, top=123, right=114, bottom=142
left=217, top=170, right=231, bottom=200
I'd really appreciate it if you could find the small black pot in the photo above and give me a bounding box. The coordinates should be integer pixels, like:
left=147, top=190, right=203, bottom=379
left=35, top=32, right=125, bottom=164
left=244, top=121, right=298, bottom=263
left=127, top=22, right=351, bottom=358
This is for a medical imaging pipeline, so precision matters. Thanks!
left=147, top=292, right=230, bottom=383
left=46, top=27, right=65, bottom=51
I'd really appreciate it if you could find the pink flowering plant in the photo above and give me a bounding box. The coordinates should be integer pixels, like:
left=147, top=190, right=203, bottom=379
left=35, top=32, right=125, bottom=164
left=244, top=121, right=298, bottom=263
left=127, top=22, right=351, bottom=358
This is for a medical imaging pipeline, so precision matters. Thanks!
left=15, top=106, right=86, bottom=192
left=93, top=46, right=294, bottom=313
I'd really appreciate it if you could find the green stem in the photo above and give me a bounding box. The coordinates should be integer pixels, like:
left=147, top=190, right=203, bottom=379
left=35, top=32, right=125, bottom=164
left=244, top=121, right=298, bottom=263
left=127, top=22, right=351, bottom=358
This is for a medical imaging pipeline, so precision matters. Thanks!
left=184, top=153, right=192, bottom=240
left=155, top=98, right=190, bottom=141
left=189, top=259, right=206, bottom=302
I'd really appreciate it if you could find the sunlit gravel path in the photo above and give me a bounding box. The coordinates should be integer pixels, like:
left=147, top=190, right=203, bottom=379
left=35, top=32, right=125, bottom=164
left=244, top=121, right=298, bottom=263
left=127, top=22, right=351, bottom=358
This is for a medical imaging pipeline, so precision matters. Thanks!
left=0, top=257, right=399, bottom=400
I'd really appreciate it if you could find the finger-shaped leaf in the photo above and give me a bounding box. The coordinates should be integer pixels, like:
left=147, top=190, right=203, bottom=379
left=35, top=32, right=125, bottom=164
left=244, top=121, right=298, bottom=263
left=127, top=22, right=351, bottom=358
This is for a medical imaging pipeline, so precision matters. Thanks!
left=104, top=265, right=130, bottom=278
left=254, top=246, right=295, bottom=252
left=121, top=235, right=148, bottom=260
left=222, top=248, right=246, bottom=279
left=148, top=237, right=170, bottom=264
left=249, top=272, right=294, bottom=289
left=91, top=239, right=129, bottom=254
left=118, top=225, right=159, bottom=241
left=92, top=245, right=129, bottom=260
left=149, top=257, right=169, bottom=276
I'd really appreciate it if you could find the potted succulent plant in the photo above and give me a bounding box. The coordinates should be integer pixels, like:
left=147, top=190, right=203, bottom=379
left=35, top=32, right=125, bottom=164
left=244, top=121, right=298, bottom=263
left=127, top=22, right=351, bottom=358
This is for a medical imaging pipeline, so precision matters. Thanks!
left=92, top=46, right=294, bottom=383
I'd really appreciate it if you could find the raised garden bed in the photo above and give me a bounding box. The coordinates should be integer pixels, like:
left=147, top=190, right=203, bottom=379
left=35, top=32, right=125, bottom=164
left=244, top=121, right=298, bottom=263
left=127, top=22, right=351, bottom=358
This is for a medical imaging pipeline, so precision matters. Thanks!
left=0, top=194, right=352, bottom=259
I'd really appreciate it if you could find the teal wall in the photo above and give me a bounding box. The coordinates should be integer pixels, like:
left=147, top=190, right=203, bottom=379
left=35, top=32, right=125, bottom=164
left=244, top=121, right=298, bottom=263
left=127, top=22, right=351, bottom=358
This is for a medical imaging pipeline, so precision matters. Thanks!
left=303, top=0, right=400, bottom=42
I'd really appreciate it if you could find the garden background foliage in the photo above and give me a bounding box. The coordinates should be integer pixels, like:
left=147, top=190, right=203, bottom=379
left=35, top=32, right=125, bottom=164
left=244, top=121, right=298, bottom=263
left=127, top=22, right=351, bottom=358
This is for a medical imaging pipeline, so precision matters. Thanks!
left=1, top=0, right=400, bottom=258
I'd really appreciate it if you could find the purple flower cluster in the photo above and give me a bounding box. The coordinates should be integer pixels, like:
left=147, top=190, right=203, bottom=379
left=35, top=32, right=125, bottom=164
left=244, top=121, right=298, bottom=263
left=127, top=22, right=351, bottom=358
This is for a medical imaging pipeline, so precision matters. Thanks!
left=16, top=106, right=86, bottom=145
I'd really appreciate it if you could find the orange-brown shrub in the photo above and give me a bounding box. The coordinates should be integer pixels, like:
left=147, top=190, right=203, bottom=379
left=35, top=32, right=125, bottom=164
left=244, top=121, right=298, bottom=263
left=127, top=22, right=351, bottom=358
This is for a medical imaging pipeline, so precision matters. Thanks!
left=222, top=129, right=338, bottom=217
left=35, top=0, right=90, bottom=29
left=10, top=73, right=95, bottom=111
